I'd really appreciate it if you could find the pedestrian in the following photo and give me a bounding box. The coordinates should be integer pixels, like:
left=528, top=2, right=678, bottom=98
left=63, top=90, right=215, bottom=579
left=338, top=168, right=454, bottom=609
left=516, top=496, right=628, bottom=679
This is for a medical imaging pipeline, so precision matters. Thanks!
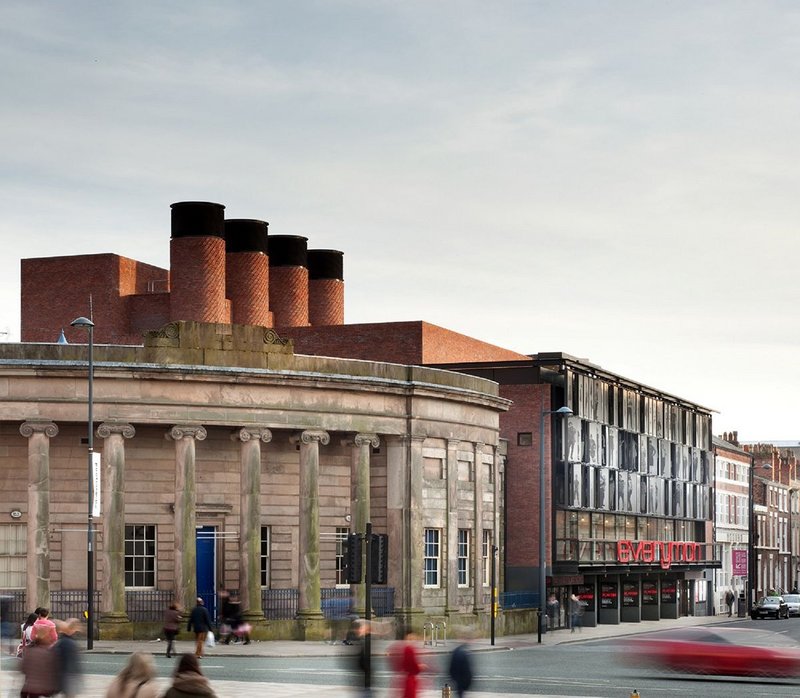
left=32, top=607, right=58, bottom=645
left=16, top=612, right=38, bottom=658
left=547, top=593, right=560, bottom=629
left=225, top=596, right=251, bottom=645
left=725, top=589, right=735, bottom=617
left=447, top=638, right=474, bottom=698
left=391, top=628, right=426, bottom=698
left=164, top=602, right=181, bottom=659
left=54, top=618, right=82, bottom=698
left=570, top=593, right=584, bottom=633
left=162, top=653, right=219, bottom=698
left=187, top=597, right=213, bottom=658
left=19, top=624, right=59, bottom=698
left=105, top=651, right=160, bottom=698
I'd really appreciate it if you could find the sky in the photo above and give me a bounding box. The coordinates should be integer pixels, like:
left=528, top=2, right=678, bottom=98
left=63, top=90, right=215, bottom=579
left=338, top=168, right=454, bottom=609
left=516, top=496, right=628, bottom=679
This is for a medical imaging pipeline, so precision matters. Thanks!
left=1, top=1, right=798, bottom=442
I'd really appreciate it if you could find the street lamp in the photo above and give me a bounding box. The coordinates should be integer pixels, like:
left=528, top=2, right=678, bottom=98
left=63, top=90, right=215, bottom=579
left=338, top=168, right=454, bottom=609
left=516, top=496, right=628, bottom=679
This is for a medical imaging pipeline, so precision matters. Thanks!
left=538, top=405, right=573, bottom=644
left=71, top=316, right=95, bottom=650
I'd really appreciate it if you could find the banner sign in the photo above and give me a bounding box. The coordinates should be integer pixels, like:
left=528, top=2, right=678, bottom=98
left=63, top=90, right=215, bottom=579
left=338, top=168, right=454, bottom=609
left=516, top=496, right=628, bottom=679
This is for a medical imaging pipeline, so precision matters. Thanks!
left=617, top=539, right=703, bottom=570
left=732, top=549, right=748, bottom=576
left=91, top=451, right=102, bottom=517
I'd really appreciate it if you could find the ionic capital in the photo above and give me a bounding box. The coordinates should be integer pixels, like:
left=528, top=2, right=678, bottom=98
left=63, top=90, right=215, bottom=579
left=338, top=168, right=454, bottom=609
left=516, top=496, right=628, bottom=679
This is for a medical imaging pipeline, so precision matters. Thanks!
left=291, top=430, right=330, bottom=446
left=353, top=433, right=380, bottom=449
left=166, top=425, right=207, bottom=442
left=97, top=422, right=136, bottom=439
left=20, top=421, right=59, bottom=439
left=232, top=427, right=273, bottom=444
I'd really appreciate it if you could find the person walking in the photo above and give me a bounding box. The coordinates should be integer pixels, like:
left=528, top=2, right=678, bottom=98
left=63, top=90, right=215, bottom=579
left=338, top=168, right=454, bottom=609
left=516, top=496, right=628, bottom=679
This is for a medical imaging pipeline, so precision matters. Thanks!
left=447, top=639, right=474, bottom=698
left=164, top=602, right=181, bottom=659
left=163, top=653, right=218, bottom=698
left=569, top=593, right=585, bottom=633
left=54, top=618, right=82, bottom=698
left=32, top=607, right=58, bottom=645
left=725, top=589, right=735, bottom=616
left=105, top=652, right=161, bottom=698
left=391, top=629, right=426, bottom=698
left=187, top=598, right=213, bottom=659
left=19, top=624, right=59, bottom=698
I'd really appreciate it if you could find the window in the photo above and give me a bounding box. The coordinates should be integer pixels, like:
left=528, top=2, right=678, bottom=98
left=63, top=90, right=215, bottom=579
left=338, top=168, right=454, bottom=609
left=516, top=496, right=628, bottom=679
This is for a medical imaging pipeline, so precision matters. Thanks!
left=482, top=529, right=492, bottom=587
left=457, top=529, right=470, bottom=587
left=0, top=525, right=26, bottom=588
left=517, top=432, right=532, bottom=447
left=423, top=528, right=440, bottom=588
left=124, top=525, right=155, bottom=588
left=261, top=526, right=271, bottom=587
left=335, top=527, right=349, bottom=586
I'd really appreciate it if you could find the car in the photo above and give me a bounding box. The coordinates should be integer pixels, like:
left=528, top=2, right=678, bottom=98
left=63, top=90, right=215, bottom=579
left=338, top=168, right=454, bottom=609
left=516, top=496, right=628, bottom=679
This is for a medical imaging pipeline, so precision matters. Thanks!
left=620, top=627, right=800, bottom=677
left=751, top=595, right=789, bottom=620
left=783, top=593, right=800, bottom=617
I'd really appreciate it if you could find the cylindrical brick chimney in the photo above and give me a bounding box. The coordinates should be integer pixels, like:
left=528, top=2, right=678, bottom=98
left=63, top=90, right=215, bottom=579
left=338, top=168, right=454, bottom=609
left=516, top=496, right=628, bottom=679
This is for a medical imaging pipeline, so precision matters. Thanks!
left=268, top=235, right=309, bottom=327
left=169, top=201, right=228, bottom=323
left=225, top=219, right=272, bottom=327
left=308, top=249, right=344, bottom=326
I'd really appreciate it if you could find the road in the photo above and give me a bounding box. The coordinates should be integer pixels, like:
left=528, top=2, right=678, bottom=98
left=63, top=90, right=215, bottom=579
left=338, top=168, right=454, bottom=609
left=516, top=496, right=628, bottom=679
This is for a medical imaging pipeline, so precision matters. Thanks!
left=3, top=618, right=800, bottom=697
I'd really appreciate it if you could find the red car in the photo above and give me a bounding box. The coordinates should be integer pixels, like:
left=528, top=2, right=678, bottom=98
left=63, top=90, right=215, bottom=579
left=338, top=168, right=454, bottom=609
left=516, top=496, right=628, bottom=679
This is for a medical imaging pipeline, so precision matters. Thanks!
left=621, top=627, right=800, bottom=677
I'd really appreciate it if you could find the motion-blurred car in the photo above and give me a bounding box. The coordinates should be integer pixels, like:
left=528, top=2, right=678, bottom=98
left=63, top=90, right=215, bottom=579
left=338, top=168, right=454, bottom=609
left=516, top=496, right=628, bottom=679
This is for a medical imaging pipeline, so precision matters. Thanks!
left=620, top=627, right=800, bottom=677
left=783, top=593, right=800, bottom=617
left=751, top=595, right=789, bottom=620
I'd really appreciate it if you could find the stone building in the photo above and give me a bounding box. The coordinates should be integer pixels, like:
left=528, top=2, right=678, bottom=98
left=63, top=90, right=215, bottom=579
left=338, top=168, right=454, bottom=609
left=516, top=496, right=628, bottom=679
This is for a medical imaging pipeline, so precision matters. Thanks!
left=0, top=322, right=508, bottom=639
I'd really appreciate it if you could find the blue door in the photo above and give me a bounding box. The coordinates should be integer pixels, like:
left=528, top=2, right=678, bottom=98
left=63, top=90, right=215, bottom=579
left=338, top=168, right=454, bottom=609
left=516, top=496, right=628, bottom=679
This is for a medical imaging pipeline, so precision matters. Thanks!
left=196, top=526, right=217, bottom=621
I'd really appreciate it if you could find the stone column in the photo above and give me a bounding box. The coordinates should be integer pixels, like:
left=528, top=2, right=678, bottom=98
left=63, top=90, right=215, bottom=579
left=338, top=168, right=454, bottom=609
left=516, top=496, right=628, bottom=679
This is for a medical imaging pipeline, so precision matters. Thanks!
left=445, top=439, right=460, bottom=616
left=233, top=426, right=271, bottom=631
left=97, top=422, right=135, bottom=639
left=293, top=429, right=329, bottom=639
left=346, top=433, right=379, bottom=614
left=387, top=434, right=425, bottom=632
left=20, top=420, right=57, bottom=613
left=167, top=425, right=206, bottom=611
left=473, top=442, right=485, bottom=614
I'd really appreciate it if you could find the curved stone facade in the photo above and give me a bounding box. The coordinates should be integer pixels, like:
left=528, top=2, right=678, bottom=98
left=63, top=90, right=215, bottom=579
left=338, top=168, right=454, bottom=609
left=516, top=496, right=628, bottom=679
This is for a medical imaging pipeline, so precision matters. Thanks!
left=0, top=322, right=508, bottom=639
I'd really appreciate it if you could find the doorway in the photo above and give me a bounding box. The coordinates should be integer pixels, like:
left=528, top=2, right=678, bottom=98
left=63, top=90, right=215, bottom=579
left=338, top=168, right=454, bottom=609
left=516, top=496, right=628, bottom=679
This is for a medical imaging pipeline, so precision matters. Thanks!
left=196, top=525, right=217, bottom=621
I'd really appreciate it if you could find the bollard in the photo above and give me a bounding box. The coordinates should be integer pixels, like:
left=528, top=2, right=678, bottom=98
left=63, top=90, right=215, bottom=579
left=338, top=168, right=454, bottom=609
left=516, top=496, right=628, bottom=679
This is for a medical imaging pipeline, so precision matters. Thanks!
left=442, top=683, right=452, bottom=698
left=630, top=690, right=640, bottom=698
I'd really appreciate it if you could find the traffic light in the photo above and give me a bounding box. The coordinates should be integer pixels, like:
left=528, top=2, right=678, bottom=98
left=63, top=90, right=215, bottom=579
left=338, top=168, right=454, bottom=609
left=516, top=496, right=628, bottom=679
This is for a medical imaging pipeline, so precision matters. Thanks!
left=370, top=533, right=388, bottom=584
left=343, top=533, right=362, bottom=583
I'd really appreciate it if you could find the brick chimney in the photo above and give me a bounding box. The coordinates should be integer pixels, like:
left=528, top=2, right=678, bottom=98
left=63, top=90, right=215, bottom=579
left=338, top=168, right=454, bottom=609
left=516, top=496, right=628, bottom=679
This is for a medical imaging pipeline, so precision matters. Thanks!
left=169, top=202, right=228, bottom=324
left=268, top=235, right=309, bottom=327
left=224, top=219, right=272, bottom=327
left=308, top=249, right=344, bottom=326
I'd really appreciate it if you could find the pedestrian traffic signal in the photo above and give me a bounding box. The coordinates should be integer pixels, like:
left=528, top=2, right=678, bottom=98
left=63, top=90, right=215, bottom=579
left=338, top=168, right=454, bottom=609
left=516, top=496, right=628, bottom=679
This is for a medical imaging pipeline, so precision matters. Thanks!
left=343, top=533, right=363, bottom=583
left=370, top=533, right=388, bottom=584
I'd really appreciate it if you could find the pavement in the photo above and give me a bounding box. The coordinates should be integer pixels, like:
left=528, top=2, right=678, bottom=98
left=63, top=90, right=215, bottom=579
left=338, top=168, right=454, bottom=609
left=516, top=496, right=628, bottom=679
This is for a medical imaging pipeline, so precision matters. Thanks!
left=0, top=613, right=744, bottom=697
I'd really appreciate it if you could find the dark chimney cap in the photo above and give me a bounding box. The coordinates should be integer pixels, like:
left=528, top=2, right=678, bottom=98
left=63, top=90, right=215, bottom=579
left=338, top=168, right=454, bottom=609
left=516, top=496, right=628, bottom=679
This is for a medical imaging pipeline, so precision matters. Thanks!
left=308, top=249, right=343, bottom=280
left=268, top=235, right=308, bottom=267
left=170, top=201, right=226, bottom=239
left=225, top=219, right=269, bottom=254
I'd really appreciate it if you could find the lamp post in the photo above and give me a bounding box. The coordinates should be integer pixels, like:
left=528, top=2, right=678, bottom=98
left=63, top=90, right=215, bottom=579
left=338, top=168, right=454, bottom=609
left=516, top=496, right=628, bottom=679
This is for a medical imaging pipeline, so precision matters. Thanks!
left=71, top=316, right=95, bottom=650
left=538, top=405, right=573, bottom=644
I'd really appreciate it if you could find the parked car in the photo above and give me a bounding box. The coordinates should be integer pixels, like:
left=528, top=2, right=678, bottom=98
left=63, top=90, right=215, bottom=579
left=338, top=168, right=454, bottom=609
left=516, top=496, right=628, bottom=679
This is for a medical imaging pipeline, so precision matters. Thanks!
left=783, top=593, right=800, bottom=617
left=620, top=627, right=800, bottom=677
left=751, top=595, right=789, bottom=620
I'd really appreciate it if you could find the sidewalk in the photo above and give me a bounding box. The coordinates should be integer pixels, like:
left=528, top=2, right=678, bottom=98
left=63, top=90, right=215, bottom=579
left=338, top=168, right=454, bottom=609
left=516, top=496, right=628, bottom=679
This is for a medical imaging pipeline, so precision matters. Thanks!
left=83, top=612, right=741, bottom=658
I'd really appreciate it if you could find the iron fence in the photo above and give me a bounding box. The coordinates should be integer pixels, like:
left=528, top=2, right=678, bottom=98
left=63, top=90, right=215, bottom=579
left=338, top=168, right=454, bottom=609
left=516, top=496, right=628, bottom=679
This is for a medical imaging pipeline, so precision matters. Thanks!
left=51, top=590, right=100, bottom=621
left=261, top=588, right=298, bottom=620
left=0, top=590, right=27, bottom=625
left=126, top=590, right=175, bottom=622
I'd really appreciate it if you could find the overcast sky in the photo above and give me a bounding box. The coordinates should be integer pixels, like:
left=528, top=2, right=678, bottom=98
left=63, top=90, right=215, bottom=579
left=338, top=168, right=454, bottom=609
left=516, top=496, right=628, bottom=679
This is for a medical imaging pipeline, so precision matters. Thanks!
left=1, top=1, right=798, bottom=441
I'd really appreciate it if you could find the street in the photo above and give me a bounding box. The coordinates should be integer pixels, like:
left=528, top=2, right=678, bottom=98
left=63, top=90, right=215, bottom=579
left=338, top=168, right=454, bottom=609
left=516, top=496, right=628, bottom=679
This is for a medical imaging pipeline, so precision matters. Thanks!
left=4, top=618, right=800, bottom=697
